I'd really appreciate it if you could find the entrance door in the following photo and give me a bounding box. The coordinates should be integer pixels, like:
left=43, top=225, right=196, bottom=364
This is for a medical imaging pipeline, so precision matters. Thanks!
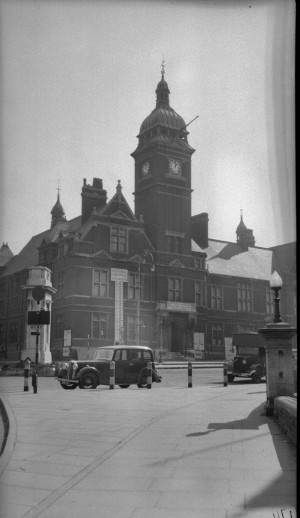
left=171, top=314, right=187, bottom=353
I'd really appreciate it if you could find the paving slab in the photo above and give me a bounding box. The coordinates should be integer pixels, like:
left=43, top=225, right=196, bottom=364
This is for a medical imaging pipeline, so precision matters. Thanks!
left=0, top=377, right=297, bottom=518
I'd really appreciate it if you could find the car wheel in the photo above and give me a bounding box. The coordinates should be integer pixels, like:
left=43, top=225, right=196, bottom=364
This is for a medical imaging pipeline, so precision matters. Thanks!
left=228, top=374, right=235, bottom=382
left=80, top=372, right=98, bottom=389
left=119, top=385, right=130, bottom=388
left=60, top=381, right=77, bottom=390
left=252, top=368, right=262, bottom=383
left=137, top=374, right=148, bottom=388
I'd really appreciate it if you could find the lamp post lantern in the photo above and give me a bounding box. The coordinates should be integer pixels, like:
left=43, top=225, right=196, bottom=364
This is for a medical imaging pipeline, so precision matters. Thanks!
left=270, top=269, right=283, bottom=323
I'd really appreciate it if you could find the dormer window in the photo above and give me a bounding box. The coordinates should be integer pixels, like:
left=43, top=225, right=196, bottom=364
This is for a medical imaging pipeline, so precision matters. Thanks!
left=110, top=227, right=127, bottom=253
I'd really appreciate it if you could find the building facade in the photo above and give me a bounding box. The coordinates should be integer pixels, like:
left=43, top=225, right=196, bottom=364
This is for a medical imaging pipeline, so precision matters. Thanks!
left=0, top=73, right=296, bottom=362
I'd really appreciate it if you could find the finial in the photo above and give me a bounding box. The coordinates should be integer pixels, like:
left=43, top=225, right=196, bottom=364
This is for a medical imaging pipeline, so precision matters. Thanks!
left=57, top=179, right=61, bottom=199
left=117, top=180, right=122, bottom=200
left=161, top=58, right=165, bottom=79
left=240, top=208, right=243, bottom=219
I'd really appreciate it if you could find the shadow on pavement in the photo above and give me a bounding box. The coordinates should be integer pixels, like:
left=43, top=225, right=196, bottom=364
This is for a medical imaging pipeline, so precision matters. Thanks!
left=186, top=402, right=296, bottom=516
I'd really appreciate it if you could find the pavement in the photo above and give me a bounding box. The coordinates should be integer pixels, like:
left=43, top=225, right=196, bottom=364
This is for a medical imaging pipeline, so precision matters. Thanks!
left=0, top=376, right=297, bottom=518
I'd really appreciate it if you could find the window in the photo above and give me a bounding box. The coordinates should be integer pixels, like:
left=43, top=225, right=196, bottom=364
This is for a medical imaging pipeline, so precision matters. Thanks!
left=266, top=287, right=275, bottom=315
left=0, top=324, right=4, bottom=345
left=110, top=227, right=127, bottom=253
left=57, top=272, right=64, bottom=299
left=211, top=286, right=223, bottom=310
left=127, top=315, right=137, bottom=342
left=237, top=282, right=252, bottom=312
left=10, top=277, right=19, bottom=309
left=168, top=277, right=182, bottom=302
left=194, top=258, right=205, bottom=269
left=55, top=315, right=63, bottom=339
left=195, top=281, right=206, bottom=307
left=0, top=282, right=5, bottom=314
left=128, top=273, right=140, bottom=300
left=91, top=313, right=107, bottom=339
left=9, top=322, right=18, bottom=343
left=212, top=324, right=223, bottom=346
left=114, top=349, right=127, bottom=361
left=93, top=269, right=108, bottom=298
left=167, top=236, right=182, bottom=253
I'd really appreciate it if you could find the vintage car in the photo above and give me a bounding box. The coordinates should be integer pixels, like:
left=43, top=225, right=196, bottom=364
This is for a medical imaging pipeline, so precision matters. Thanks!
left=57, top=345, right=161, bottom=390
left=227, top=332, right=266, bottom=383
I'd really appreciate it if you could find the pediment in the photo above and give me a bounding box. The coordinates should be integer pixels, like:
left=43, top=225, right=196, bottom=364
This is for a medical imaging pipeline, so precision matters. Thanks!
left=129, top=254, right=141, bottom=264
left=110, top=210, right=131, bottom=220
left=169, top=258, right=185, bottom=269
left=93, top=249, right=113, bottom=259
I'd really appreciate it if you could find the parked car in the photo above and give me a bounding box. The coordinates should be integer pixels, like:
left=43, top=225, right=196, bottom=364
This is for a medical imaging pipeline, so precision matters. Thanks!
left=227, top=332, right=266, bottom=383
left=57, top=345, right=161, bottom=390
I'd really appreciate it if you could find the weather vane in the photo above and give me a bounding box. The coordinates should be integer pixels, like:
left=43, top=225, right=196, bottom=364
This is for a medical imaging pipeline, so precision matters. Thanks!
left=161, top=57, right=165, bottom=79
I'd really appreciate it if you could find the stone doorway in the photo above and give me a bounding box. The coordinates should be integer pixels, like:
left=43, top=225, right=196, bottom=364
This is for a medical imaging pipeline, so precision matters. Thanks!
left=170, top=313, right=188, bottom=353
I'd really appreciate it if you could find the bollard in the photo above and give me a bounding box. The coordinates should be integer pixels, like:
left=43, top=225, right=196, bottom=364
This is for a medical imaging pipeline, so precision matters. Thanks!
left=223, top=362, right=228, bottom=387
left=158, top=349, right=163, bottom=364
left=54, top=362, right=61, bottom=377
left=188, top=361, right=193, bottom=388
left=32, top=372, right=38, bottom=394
left=147, top=361, right=152, bottom=389
left=24, top=359, right=30, bottom=392
left=109, top=361, right=115, bottom=389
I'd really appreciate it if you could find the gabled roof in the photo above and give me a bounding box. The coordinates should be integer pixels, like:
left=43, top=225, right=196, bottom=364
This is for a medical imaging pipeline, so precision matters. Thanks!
left=1, top=216, right=81, bottom=276
left=101, top=181, right=137, bottom=221
left=192, top=239, right=273, bottom=281
left=270, top=242, right=296, bottom=277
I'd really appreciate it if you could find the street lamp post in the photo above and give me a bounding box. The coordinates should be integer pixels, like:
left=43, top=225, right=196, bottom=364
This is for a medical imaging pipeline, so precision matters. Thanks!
left=259, top=269, right=297, bottom=416
left=136, top=251, right=155, bottom=345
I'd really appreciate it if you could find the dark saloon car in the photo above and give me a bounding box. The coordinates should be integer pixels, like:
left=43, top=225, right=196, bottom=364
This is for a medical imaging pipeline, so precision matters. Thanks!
left=57, top=345, right=161, bottom=389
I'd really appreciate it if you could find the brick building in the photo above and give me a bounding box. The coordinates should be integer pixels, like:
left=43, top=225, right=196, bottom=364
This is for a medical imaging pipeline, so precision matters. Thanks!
left=0, top=72, right=296, bottom=361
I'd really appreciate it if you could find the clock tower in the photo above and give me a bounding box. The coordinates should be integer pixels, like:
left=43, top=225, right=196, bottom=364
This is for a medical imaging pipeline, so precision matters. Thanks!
left=131, top=69, right=195, bottom=255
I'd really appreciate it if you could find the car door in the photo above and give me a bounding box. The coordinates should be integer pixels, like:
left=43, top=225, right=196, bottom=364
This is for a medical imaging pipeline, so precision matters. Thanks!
left=113, top=349, right=127, bottom=384
left=125, top=349, right=146, bottom=383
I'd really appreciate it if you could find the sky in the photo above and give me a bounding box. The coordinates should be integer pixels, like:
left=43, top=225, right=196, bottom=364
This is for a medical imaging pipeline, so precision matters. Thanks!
left=0, top=0, right=296, bottom=256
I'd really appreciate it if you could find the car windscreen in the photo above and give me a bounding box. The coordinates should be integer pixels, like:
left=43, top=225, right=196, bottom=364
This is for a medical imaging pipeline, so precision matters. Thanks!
left=93, top=349, right=114, bottom=360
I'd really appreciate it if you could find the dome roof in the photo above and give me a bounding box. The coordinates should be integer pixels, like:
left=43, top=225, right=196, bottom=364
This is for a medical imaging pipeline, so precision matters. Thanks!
left=51, top=194, right=65, bottom=217
left=140, top=106, right=186, bottom=134
left=139, top=74, right=186, bottom=136
left=236, top=214, right=247, bottom=235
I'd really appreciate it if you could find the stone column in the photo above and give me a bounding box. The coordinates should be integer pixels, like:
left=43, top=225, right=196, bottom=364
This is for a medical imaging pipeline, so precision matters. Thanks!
left=22, top=266, right=56, bottom=364
left=259, top=322, right=296, bottom=416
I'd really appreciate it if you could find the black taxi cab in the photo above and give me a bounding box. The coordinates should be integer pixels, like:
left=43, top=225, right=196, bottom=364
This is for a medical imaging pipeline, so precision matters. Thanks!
left=57, top=345, right=161, bottom=389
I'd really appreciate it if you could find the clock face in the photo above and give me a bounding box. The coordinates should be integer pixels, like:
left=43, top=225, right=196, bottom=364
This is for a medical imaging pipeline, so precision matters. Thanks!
left=141, top=161, right=150, bottom=176
left=169, top=159, right=182, bottom=176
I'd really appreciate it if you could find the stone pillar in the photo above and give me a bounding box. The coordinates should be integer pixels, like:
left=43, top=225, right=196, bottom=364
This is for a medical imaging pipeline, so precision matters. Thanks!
left=259, top=322, right=296, bottom=416
left=22, top=267, right=56, bottom=364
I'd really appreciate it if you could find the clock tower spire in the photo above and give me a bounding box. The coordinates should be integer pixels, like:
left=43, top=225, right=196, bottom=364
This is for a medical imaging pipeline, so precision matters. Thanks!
left=131, top=70, right=195, bottom=255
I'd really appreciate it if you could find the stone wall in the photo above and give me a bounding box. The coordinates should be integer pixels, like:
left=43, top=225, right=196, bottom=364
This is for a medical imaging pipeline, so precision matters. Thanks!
left=274, top=396, right=297, bottom=447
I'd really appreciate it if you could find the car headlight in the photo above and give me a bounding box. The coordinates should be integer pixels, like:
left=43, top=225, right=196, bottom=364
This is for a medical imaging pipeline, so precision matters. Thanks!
left=242, top=359, right=247, bottom=364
